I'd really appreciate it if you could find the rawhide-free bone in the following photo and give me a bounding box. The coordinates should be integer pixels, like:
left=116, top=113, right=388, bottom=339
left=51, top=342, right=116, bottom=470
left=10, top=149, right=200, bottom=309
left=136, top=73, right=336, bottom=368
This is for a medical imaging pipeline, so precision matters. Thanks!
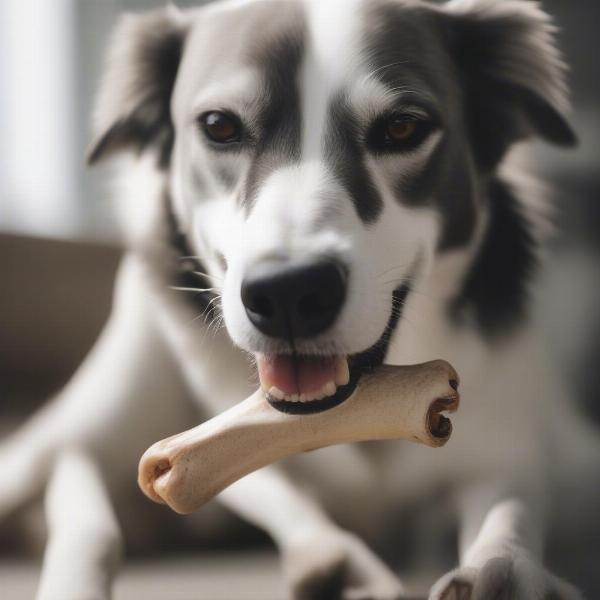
left=138, top=360, right=459, bottom=515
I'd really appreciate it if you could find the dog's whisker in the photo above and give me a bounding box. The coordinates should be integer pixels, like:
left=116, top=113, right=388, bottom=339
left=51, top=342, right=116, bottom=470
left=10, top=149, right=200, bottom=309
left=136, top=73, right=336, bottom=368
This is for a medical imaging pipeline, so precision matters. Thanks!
left=170, top=286, right=218, bottom=293
left=206, top=295, right=223, bottom=309
left=190, top=312, right=210, bottom=326
left=188, top=295, right=223, bottom=328
left=375, top=263, right=412, bottom=280
left=192, top=271, right=223, bottom=282
left=206, top=312, right=225, bottom=338
left=376, top=285, right=435, bottom=306
left=379, top=269, right=424, bottom=284
left=178, top=255, right=203, bottom=262
left=176, top=258, right=224, bottom=280
left=379, top=275, right=418, bottom=288
left=377, top=273, right=420, bottom=285
left=190, top=306, right=222, bottom=336
left=380, top=277, right=419, bottom=287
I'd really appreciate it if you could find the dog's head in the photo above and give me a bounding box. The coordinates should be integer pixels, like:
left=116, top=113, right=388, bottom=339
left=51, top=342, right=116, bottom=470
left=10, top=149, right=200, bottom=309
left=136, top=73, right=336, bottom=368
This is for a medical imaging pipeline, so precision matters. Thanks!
left=89, top=0, right=575, bottom=413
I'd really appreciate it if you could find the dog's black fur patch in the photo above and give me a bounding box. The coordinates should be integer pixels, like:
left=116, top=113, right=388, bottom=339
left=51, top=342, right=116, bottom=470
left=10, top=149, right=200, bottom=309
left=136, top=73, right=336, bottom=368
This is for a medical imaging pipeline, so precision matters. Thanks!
left=362, top=1, right=574, bottom=253
left=325, top=94, right=384, bottom=224
left=436, top=145, right=479, bottom=252
left=395, top=136, right=478, bottom=251
left=242, top=30, right=305, bottom=212
left=87, top=9, right=186, bottom=168
left=396, top=138, right=446, bottom=207
left=444, top=4, right=577, bottom=172
left=450, top=178, right=538, bottom=339
left=361, top=3, right=480, bottom=245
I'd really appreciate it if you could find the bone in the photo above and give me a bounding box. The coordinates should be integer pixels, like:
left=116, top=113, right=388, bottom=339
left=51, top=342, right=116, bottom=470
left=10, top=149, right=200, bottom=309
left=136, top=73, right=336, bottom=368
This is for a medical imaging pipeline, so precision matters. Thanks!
left=138, top=360, right=459, bottom=515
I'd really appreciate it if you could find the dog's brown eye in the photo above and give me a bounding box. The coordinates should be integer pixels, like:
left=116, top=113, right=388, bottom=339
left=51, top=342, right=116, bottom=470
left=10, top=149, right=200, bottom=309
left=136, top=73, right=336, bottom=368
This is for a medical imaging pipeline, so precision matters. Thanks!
left=367, top=113, right=435, bottom=154
left=386, top=119, right=418, bottom=142
left=201, top=111, right=241, bottom=144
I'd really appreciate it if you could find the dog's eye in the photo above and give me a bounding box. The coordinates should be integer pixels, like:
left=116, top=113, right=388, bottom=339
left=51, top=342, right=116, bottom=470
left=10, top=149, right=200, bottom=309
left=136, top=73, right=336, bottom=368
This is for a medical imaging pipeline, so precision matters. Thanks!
left=386, top=119, right=418, bottom=142
left=367, top=114, right=434, bottom=154
left=200, top=111, right=242, bottom=144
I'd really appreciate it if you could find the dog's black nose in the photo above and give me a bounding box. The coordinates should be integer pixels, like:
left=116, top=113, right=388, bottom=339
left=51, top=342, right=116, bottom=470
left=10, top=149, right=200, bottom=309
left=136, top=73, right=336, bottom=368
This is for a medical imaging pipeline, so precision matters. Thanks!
left=241, top=260, right=347, bottom=340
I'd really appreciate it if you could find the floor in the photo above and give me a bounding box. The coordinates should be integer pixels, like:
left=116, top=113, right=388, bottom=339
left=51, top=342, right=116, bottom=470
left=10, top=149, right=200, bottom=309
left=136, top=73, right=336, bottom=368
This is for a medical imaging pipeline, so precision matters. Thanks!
left=1, top=552, right=287, bottom=600
left=0, top=551, right=439, bottom=599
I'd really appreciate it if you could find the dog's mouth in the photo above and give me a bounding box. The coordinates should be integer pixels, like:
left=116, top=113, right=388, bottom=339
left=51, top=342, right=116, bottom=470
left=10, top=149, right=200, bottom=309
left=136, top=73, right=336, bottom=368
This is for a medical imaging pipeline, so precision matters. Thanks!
left=256, top=286, right=409, bottom=415
left=256, top=354, right=357, bottom=414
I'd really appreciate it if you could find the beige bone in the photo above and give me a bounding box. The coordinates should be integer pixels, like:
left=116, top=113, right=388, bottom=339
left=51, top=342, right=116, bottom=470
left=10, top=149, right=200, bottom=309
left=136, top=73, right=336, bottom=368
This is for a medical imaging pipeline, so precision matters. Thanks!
left=138, top=360, right=459, bottom=515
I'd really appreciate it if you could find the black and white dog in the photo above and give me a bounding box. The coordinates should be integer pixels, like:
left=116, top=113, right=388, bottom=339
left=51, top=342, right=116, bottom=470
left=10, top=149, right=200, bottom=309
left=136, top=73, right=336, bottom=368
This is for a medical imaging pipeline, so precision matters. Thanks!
left=2, top=1, right=597, bottom=598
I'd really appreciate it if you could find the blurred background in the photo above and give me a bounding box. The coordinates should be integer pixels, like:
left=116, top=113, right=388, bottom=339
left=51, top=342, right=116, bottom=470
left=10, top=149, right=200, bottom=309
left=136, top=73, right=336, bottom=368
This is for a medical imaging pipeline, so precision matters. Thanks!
left=0, top=1, right=598, bottom=598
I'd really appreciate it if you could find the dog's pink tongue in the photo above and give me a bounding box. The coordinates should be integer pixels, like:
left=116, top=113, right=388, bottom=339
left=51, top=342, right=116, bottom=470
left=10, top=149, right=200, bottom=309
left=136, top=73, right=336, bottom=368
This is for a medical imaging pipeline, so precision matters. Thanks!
left=256, top=354, right=337, bottom=396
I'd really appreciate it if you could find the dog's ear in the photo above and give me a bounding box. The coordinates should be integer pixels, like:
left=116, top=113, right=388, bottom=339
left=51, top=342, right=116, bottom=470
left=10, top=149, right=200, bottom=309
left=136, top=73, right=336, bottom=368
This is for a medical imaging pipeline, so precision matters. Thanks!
left=442, top=0, right=577, bottom=170
left=87, top=6, right=189, bottom=167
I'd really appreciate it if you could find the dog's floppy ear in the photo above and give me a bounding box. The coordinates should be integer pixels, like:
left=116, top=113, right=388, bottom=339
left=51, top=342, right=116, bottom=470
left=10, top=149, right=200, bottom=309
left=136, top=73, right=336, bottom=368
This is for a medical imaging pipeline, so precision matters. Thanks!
left=87, top=6, right=188, bottom=166
left=443, top=0, right=577, bottom=170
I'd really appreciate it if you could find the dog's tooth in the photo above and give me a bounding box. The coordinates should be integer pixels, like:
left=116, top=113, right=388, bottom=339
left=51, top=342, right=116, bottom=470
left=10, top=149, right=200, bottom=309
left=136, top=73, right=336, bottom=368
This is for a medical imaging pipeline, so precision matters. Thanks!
left=272, top=381, right=340, bottom=404
left=323, top=381, right=337, bottom=398
left=311, top=380, right=337, bottom=400
left=268, top=387, right=286, bottom=401
left=335, top=357, right=350, bottom=386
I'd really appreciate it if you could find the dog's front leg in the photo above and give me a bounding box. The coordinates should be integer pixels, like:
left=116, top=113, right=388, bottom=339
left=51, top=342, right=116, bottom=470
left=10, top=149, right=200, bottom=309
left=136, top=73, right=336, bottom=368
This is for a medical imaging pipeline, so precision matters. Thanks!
left=219, top=467, right=406, bottom=600
left=429, top=483, right=583, bottom=600
left=36, top=448, right=122, bottom=600
left=0, top=255, right=189, bottom=521
left=1, top=255, right=193, bottom=598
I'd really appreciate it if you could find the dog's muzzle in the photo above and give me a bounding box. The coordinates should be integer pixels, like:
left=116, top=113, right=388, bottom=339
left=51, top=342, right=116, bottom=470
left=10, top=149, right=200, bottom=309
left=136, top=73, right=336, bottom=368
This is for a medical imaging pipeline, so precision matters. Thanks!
left=240, top=258, right=352, bottom=412
left=239, top=258, right=409, bottom=415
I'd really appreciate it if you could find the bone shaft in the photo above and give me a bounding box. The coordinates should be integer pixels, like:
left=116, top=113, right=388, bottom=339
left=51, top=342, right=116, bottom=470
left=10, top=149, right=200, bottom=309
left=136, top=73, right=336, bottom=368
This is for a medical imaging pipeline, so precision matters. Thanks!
left=160, top=413, right=418, bottom=513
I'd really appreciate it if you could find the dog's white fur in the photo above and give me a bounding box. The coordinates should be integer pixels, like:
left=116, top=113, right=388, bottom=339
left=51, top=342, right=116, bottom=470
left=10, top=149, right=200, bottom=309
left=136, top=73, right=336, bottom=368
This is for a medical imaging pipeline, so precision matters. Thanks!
left=1, top=1, right=597, bottom=599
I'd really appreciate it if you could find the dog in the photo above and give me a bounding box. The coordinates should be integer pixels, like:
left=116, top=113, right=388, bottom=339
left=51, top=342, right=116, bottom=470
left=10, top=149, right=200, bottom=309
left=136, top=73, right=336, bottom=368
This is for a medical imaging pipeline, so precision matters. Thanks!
left=2, top=0, right=598, bottom=598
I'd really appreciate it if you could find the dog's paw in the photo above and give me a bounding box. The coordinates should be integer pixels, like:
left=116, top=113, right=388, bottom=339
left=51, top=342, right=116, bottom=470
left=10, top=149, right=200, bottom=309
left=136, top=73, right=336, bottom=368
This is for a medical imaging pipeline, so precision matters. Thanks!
left=282, top=529, right=406, bottom=600
left=429, top=556, right=583, bottom=600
